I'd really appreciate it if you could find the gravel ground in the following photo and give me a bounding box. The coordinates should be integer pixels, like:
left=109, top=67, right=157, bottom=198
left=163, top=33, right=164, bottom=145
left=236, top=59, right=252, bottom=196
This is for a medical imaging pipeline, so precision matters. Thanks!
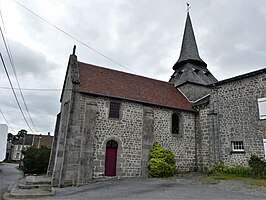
left=194, top=175, right=266, bottom=196
left=37, top=173, right=266, bottom=200
left=0, top=163, right=23, bottom=198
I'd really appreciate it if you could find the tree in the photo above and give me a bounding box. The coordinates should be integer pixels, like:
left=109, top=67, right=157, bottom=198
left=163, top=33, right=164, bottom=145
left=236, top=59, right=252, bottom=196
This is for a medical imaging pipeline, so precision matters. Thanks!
left=21, top=147, right=51, bottom=175
left=7, top=133, right=17, bottom=142
left=17, top=129, right=27, bottom=139
left=7, top=129, right=28, bottom=144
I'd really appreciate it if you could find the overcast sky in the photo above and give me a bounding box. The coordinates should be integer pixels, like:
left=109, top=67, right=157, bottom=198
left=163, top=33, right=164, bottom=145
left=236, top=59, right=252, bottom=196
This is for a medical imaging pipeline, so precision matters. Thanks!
left=0, top=0, right=266, bottom=135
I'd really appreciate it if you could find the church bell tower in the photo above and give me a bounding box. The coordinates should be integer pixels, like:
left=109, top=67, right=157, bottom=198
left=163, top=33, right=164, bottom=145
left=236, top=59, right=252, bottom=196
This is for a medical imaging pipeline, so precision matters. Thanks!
left=169, top=11, right=217, bottom=101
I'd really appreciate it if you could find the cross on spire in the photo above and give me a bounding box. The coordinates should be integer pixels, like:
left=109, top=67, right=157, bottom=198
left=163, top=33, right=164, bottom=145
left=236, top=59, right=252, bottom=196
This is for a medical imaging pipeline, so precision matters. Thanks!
left=186, top=3, right=190, bottom=13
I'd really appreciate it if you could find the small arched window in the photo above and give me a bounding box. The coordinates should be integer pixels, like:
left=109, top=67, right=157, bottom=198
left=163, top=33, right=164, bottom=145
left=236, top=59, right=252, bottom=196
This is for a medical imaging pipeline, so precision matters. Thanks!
left=172, top=113, right=180, bottom=134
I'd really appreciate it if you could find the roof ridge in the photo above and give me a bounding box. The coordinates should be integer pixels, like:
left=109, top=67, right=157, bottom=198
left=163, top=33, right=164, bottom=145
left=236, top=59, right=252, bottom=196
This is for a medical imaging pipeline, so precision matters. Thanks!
left=212, top=67, right=266, bottom=86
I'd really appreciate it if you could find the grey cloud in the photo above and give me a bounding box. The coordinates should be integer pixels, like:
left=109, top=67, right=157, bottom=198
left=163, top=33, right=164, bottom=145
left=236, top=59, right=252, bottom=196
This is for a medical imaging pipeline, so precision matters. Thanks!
left=0, top=40, right=61, bottom=133
left=1, top=0, right=266, bottom=134
left=5, top=40, right=54, bottom=76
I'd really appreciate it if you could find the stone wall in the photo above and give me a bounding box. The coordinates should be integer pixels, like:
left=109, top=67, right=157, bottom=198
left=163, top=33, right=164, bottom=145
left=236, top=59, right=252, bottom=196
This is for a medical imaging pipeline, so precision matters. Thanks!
left=51, top=54, right=78, bottom=187
left=90, top=95, right=144, bottom=178
left=52, top=88, right=197, bottom=186
left=79, top=95, right=196, bottom=178
left=153, top=107, right=196, bottom=172
left=196, top=72, right=266, bottom=169
left=196, top=106, right=211, bottom=170
left=211, top=72, right=266, bottom=166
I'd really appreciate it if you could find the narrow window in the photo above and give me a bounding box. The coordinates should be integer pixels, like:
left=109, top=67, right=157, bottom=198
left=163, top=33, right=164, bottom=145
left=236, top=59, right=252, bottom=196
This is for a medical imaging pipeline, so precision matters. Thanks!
left=263, top=139, right=266, bottom=160
left=172, top=113, right=180, bottom=134
left=109, top=102, right=121, bottom=119
left=231, top=141, right=244, bottom=152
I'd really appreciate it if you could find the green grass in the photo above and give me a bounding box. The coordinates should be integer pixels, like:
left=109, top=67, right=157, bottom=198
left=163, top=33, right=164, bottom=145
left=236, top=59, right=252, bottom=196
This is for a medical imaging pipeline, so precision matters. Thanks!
left=211, top=174, right=242, bottom=180
left=247, top=178, right=266, bottom=187
left=209, top=174, right=266, bottom=187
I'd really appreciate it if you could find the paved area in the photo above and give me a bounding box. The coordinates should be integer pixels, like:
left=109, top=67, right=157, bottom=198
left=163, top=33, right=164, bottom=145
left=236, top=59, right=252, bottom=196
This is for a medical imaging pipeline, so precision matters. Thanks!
left=0, top=163, right=23, bottom=198
left=37, top=173, right=266, bottom=200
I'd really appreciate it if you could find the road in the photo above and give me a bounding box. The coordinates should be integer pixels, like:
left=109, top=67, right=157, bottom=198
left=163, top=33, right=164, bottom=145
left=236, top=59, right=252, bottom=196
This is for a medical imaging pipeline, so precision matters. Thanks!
left=38, top=174, right=266, bottom=200
left=0, top=163, right=23, bottom=199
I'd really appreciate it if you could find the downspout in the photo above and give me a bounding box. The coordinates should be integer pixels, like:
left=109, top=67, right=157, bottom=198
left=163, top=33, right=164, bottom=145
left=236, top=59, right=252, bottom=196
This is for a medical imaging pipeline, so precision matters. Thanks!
left=215, top=88, right=221, bottom=162
left=211, top=92, right=216, bottom=164
left=194, top=107, right=199, bottom=171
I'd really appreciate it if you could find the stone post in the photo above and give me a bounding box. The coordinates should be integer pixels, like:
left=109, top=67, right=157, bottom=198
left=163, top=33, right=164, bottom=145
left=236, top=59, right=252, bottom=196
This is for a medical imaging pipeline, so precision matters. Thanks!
left=141, top=107, right=154, bottom=177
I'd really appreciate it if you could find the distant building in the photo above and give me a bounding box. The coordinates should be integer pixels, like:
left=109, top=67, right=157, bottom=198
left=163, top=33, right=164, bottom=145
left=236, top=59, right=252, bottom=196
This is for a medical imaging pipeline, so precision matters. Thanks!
left=31, top=132, right=53, bottom=149
left=10, top=133, right=53, bottom=161
left=48, top=11, right=266, bottom=187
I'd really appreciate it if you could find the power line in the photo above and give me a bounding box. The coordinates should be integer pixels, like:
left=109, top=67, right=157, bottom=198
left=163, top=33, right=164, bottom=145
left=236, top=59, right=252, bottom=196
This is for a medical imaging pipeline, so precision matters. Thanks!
left=0, top=86, right=61, bottom=91
left=12, top=0, right=137, bottom=74
left=0, top=53, right=34, bottom=133
left=0, top=10, right=38, bottom=132
left=0, top=108, right=15, bottom=132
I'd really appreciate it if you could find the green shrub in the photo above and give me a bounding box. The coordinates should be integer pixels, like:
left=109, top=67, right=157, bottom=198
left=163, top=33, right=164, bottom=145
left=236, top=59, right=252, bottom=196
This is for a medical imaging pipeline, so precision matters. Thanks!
left=148, top=143, right=176, bottom=178
left=21, top=147, right=51, bottom=175
left=208, top=162, right=252, bottom=177
left=226, top=165, right=253, bottom=177
left=208, top=161, right=229, bottom=175
left=148, top=158, right=174, bottom=177
left=209, top=155, right=266, bottom=178
left=248, top=155, right=266, bottom=176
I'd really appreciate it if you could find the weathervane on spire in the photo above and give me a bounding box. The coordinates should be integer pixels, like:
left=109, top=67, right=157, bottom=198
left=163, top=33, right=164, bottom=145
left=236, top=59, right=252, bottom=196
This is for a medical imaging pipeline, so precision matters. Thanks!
left=186, top=3, right=190, bottom=13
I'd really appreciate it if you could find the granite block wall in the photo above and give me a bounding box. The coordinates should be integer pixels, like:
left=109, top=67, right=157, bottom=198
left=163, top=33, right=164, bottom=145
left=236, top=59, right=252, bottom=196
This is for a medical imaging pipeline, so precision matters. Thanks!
left=51, top=90, right=197, bottom=187
left=196, top=72, right=266, bottom=168
left=214, top=73, right=266, bottom=166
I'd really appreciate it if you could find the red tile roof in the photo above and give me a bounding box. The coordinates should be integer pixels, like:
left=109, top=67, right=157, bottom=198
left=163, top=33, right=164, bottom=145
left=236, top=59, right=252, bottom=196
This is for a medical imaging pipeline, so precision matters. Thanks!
left=78, top=62, right=193, bottom=111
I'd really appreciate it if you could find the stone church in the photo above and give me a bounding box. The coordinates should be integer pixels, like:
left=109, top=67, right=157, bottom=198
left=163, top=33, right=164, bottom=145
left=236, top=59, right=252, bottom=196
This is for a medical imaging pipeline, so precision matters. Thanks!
left=48, top=12, right=266, bottom=187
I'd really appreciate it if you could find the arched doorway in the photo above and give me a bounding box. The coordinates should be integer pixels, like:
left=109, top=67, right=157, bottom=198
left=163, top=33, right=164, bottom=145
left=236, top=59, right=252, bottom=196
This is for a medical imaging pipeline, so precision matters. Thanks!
left=105, top=140, right=118, bottom=176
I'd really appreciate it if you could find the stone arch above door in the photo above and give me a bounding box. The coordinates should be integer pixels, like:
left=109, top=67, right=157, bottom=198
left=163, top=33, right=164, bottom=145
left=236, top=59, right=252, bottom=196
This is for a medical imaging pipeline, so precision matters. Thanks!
left=102, top=137, right=123, bottom=177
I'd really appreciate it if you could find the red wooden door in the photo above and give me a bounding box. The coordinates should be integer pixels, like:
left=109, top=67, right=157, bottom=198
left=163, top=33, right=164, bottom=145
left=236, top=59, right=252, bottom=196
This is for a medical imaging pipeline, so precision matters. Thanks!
left=105, top=140, right=118, bottom=176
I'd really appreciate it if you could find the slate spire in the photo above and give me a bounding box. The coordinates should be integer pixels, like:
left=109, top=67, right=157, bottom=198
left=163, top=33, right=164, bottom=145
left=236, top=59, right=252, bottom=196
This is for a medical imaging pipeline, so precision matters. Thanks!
left=173, top=12, right=207, bottom=70
left=169, top=11, right=217, bottom=88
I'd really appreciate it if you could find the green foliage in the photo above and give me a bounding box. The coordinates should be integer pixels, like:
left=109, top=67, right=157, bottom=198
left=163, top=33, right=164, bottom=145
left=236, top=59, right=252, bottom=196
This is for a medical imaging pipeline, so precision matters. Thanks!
left=148, top=143, right=176, bottom=178
left=17, top=129, right=27, bottom=138
left=248, top=155, right=266, bottom=176
left=208, top=162, right=227, bottom=174
left=7, top=133, right=19, bottom=143
left=226, top=166, right=253, bottom=177
left=8, top=129, right=28, bottom=143
left=209, top=155, right=266, bottom=179
left=21, top=147, right=50, bottom=175
left=208, top=162, right=252, bottom=177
